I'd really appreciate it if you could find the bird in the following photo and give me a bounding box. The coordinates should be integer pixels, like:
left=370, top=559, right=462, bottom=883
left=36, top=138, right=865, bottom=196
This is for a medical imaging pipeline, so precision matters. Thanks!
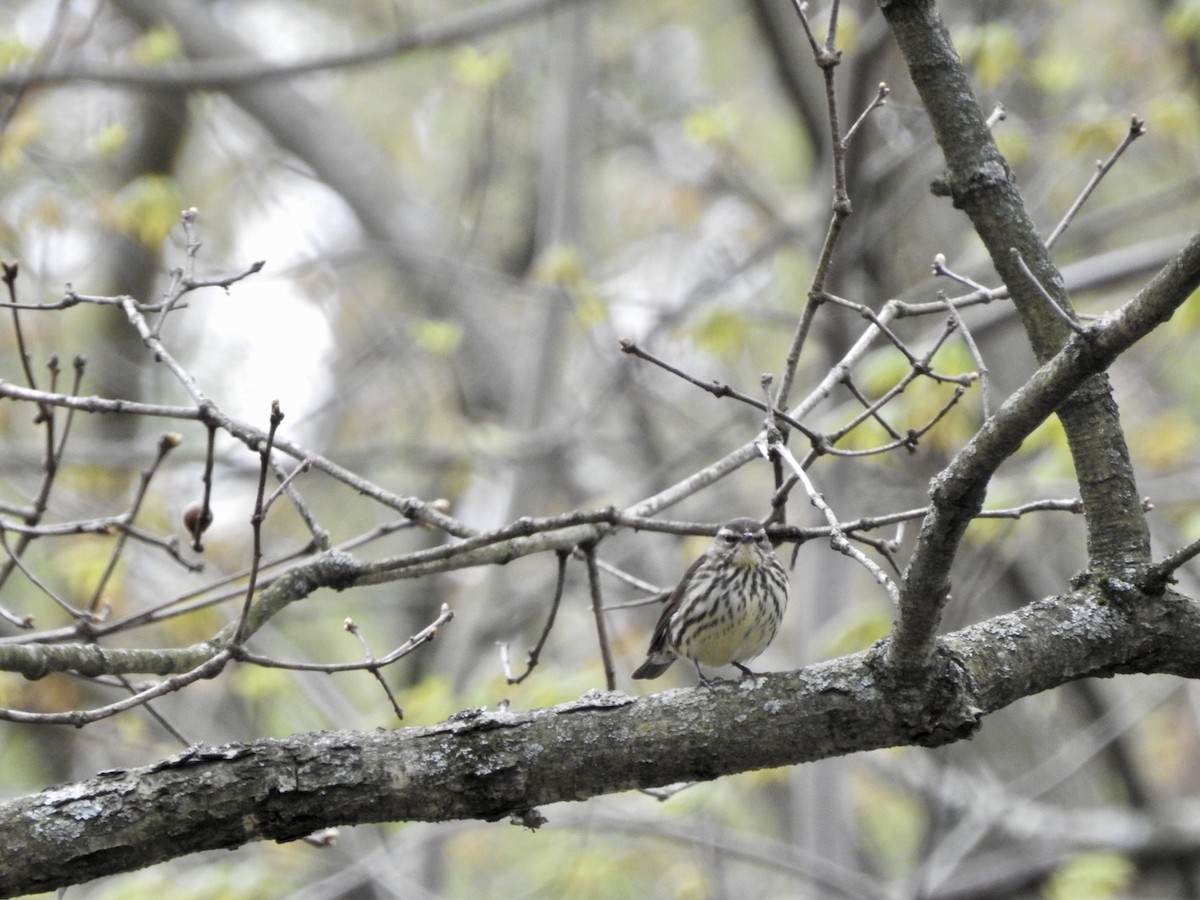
left=631, top=517, right=789, bottom=684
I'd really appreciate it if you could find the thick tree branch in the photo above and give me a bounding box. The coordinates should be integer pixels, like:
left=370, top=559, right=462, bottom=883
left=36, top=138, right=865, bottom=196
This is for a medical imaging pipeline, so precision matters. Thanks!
left=878, top=0, right=1151, bottom=576
left=3, top=583, right=1199, bottom=895
left=891, top=230, right=1200, bottom=670
left=2, top=0, right=597, bottom=91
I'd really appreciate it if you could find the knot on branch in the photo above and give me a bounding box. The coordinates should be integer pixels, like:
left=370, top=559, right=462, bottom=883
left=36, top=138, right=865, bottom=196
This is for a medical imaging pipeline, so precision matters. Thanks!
left=313, top=550, right=363, bottom=592
left=870, top=641, right=983, bottom=748
left=943, top=158, right=1012, bottom=211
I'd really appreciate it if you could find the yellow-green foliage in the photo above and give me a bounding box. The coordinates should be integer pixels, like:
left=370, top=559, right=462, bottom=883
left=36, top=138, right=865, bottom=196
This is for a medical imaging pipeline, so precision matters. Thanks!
left=853, top=764, right=927, bottom=878
left=104, top=175, right=185, bottom=248
left=1042, top=852, right=1135, bottom=900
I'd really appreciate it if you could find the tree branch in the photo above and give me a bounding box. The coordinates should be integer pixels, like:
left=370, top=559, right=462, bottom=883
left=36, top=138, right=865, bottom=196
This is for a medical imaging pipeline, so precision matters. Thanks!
left=890, top=230, right=1200, bottom=671
left=4, top=582, right=1200, bottom=896
left=878, top=0, right=1151, bottom=574
left=2, top=0, right=599, bottom=91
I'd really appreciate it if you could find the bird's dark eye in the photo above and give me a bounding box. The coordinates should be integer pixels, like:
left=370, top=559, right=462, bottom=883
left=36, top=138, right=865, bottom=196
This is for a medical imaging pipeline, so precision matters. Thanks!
left=722, top=533, right=738, bottom=544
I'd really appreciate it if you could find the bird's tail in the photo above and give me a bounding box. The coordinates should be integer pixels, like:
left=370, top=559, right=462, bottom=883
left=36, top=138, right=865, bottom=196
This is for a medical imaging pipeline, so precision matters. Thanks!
left=631, top=655, right=675, bottom=680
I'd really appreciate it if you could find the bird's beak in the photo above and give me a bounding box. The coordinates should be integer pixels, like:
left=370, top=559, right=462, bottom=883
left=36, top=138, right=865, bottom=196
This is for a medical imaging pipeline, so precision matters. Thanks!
left=732, top=537, right=757, bottom=564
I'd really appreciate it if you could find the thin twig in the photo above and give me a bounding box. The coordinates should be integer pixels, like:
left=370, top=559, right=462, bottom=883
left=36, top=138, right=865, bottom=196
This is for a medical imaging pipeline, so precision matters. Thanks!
left=344, top=619, right=405, bottom=720
left=263, top=458, right=310, bottom=516
left=0, top=376, right=476, bottom=538
left=761, top=374, right=788, bottom=513
left=1010, top=248, right=1086, bottom=334
left=0, top=0, right=599, bottom=92
left=840, top=375, right=906, bottom=442
left=618, top=339, right=824, bottom=443
left=582, top=543, right=617, bottom=690
left=153, top=210, right=265, bottom=335
left=789, top=0, right=822, bottom=55
left=762, top=438, right=900, bottom=605
left=1046, top=115, right=1147, bottom=250
left=3, top=262, right=42, bottom=396
left=116, top=674, right=192, bottom=746
left=843, top=82, right=890, bottom=146
left=188, top=423, right=218, bottom=552
left=937, top=288, right=991, bottom=418
left=776, top=0, right=858, bottom=412
left=815, top=385, right=971, bottom=460
left=1145, top=536, right=1200, bottom=593
left=0, top=651, right=232, bottom=726
left=269, top=457, right=329, bottom=551
left=0, top=602, right=33, bottom=629
left=86, top=433, right=181, bottom=616
left=233, top=605, right=454, bottom=677
left=931, top=254, right=994, bottom=295
left=504, top=551, right=569, bottom=684
left=818, top=292, right=927, bottom=368
left=0, top=530, right=88, bottom=621
left=233, top=402, right=284, bottom=645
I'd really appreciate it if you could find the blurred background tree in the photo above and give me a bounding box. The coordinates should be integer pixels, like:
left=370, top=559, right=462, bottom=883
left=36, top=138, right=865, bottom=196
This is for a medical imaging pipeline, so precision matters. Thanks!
left=1, top=0, right=1200, bottom=896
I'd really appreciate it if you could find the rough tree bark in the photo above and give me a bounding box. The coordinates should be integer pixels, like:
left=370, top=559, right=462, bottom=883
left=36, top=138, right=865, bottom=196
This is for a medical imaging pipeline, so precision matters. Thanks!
left=4, top=580, right=1200, bottom=896
left=1, top=0, right=1200, bottom=896
left=1, top=228, right=1199, bottom=893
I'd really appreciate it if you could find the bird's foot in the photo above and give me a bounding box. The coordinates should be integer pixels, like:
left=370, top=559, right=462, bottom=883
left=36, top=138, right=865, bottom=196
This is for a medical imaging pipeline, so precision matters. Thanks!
left=733, top=662, right=764, bottom=684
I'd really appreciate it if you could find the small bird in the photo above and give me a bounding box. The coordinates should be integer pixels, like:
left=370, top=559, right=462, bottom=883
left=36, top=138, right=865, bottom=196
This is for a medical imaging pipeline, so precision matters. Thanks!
left=631, top=517, right=790, bottom=684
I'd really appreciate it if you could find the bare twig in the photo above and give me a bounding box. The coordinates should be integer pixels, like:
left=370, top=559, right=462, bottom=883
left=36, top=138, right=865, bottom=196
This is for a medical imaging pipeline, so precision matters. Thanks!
left=839, top=375, right=906, bottom=443
left=843, top=82, right=890, bottom=146
left=1145, top=536, right=1200, bottom=593
left=86, top=433, right=181, bottom=617
left=0, top=602, right=33, bottom=629
left=1011, top=248, right=1086, bottom=335
left=0, top=650, right=232, bottom=726
left=776, top=0, right=862, bottom=412
left=931, top=255, right=995, bottom=295
left=343, top=619, right=405, bottom=721
left=582, top=543, right=617, bottom=690
left=819, top=292, right=926, bottom=368
left=4, top=258, right=41, bottom=396
left=504, top=551, right=569, bottom=684
left=762, top=437, right=900, bottom=605
left=186, top=423, right=218, bottom=552
left=269, top=457, right=329, bottom=551
left=618, top=339, right=824, bottom=443
left=0, top=530, right=88, bottom=621
left=937, top=287, right=991, bottom=418
left=1046, top=115, right=1147, bottom=250
left=233, top=402, right=285, bottom=645
left=154, top=211, right=264, bottom=335
left=263, top=457, right=310, bottom=517
left=116, top=673, right=192, bottom=746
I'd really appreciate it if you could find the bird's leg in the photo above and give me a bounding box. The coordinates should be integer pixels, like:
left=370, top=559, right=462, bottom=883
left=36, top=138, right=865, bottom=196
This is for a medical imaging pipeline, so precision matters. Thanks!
left=733, top=662, right=764, bottom=684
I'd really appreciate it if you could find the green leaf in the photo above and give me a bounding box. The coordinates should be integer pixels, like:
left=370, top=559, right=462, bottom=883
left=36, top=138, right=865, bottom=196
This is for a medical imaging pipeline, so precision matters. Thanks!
left=822, top=602, right=894, bottom=656
left=128, top=25, right=182, bottom=65
left=957, top=24, right=1024, bottom=89
left=533, top=244, right=588, bottom=288
left=689, top=307, right=751, bottom=360
left=684, top=104, right=741, bottom=147
left=1042, top=852, right=1135, bottom=900
left=106, top=174, right=184, bottom=247
left=855, top=768, right=927, bottom=877
left=91, top=123, right=128, bottom=157
left=0, top=38, right=35, bottom=70
left=1166, top=0, right=1200, bottom=41
left=452, top=46, right=511, bottom=90
left=411, top=318, right=463, bottom=356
